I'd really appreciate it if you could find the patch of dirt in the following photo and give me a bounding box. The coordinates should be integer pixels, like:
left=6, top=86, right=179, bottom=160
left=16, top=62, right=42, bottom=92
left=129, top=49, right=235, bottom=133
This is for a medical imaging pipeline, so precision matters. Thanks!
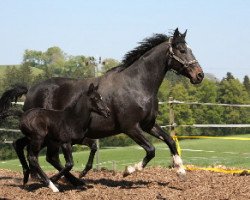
left=1, top=167, right=250, bottom=200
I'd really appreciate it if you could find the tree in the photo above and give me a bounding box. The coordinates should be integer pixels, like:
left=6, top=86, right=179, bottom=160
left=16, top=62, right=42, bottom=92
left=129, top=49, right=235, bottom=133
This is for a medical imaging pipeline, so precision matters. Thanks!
left=64, top=56, right=96, bottom=78
left=218, top=78, right=249, bottom=104
left=2, top=65, right=33, bottom=89
left=243, top=75, right=250, bottom=95
left=100, top=58, right=120, bottom=73
left=156, top=79, right=171, bottom=126
left=22, top=46, right=67, bottom=77
left=169, top=83, right=195, bottom=125
left=17, top=64, right=33, bottom=85
left=23, top=50, right=44, bottom=68
left=192, top=79, right=223, bottom=126
left=218, top=77, right=250, bottom=126
left=2, top=66, right=19, bottom=88
left=223, top=72, right=235, bottom=81
left=194, top=79, right=218, bottom=103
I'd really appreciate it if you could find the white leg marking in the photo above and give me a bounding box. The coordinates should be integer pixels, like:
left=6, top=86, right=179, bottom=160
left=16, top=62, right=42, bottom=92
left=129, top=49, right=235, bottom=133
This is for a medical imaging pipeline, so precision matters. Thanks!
left=173, top=155, right=186, bottom=176
left=125, top=165, right=136, bottom=175
left=48, top=180, right=59, bottom=192
left=135, top=161, right=143, bottom=171
left=124, top=161, right=144, bottom=175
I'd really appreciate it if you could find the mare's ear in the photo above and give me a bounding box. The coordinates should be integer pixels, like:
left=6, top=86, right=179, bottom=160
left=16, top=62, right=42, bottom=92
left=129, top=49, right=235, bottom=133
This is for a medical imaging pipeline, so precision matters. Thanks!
left=182, top=29, right=187, bottom=38
left=173, top=28, right=180, bottom=39
left=87, top=83, right=95, bottom=95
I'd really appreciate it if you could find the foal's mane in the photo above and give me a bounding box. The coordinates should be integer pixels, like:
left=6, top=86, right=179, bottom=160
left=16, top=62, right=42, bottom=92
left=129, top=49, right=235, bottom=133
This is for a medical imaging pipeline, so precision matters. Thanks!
left=64, top=90, right=85, bottom=112
left=106, top=34, right=169, bottom=73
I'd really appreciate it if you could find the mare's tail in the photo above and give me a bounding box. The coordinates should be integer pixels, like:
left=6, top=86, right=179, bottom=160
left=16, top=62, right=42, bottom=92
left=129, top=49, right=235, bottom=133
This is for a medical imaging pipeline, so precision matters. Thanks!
left=0, top=84, right=28, bottom=119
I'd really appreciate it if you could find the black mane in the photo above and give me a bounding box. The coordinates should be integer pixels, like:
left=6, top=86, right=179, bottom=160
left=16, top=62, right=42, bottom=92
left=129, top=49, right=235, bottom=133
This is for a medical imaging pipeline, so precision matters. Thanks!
left=105, top=34, right=169, bottom=73
left=122, top=34, right=169, bottom=68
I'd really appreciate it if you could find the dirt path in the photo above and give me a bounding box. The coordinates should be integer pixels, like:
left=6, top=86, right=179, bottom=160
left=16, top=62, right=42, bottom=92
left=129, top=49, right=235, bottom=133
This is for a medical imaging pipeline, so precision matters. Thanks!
left=1, top=167, right=250, bottom=200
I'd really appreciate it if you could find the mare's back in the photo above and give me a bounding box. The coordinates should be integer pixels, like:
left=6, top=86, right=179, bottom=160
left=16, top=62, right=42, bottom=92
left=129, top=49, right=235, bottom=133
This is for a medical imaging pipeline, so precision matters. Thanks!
left=23, top=77, right=86, bottom=111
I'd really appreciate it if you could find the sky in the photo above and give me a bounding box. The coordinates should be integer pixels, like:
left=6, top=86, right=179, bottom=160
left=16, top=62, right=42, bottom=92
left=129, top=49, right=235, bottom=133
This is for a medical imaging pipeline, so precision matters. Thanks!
left=0, top=0, right=249, bottom=81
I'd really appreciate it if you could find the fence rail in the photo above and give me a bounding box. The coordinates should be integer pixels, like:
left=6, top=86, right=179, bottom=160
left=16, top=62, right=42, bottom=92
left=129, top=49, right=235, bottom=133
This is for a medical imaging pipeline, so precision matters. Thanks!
left=159, top=100, right=250, bottom=107
left=161, top=124, right=250, bottom=128
left=1, top=99, right=250, bottom=171
left=164, top=97, right=250, bottom=133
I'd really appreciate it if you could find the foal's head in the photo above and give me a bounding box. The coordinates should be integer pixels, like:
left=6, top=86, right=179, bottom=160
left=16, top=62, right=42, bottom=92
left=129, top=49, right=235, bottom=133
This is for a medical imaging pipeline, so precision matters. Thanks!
left=87, top=83, right=110, bottom=118
left=168, top=28, right=204, bottom=84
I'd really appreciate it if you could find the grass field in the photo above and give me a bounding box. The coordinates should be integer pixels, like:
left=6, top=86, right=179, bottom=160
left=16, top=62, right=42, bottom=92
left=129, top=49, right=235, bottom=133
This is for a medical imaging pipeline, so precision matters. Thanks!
left=0, top=134, right=250, bottom=172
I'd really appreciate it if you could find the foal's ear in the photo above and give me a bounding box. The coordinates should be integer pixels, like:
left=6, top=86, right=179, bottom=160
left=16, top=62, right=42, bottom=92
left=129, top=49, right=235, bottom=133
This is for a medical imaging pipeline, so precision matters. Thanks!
left=94, top=84, right=99, bottom=91
left=87, top=83, right=95, bottom=95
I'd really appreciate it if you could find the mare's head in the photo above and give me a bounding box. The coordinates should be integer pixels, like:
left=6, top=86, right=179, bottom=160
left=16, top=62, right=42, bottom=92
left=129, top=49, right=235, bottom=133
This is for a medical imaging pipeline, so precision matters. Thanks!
left=87, top=83, right=110, bottom=118
left=168, top=28, right=204, bottom=84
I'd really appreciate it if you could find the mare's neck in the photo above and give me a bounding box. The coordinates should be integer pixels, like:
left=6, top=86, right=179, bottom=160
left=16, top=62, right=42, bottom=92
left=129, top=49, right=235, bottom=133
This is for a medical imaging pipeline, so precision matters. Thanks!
left=65, top=95, right=91, bottom=128
left=123, top=42, right=170, bottom=95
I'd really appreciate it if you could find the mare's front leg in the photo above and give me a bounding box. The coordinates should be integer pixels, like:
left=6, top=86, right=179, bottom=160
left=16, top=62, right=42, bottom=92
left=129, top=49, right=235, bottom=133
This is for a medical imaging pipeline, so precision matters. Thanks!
left=28, top=138, right=59, bottom=192
left=123, top=124, right=155, bottom=177
left=49, top=143, right=74, bottom=183
left=150, top=124, right=186, bottom=175
left=79, top=138, right=97, bottom=178
left=46, top=144, right=85, bottom=186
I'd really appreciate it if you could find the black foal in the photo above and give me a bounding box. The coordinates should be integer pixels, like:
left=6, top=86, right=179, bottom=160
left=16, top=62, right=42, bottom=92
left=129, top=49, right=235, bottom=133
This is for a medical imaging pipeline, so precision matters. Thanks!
left=15, top=83, right=110, bottom=192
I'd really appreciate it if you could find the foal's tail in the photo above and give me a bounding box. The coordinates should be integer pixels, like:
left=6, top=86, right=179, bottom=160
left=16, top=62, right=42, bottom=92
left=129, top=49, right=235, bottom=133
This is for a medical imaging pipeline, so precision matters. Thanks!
left=0, top=84, right=28, bottom=119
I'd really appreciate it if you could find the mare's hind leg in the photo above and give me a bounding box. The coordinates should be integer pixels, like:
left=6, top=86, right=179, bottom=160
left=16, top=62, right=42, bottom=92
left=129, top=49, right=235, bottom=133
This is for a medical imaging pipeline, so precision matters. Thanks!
left=49, top=143, right=74, bottom=182
left=13, top=137, right=30, bottom=185
left=28, top=138, right=59, bottom=192
left=79, top=138, right=97, bottom=178
left=46, top=144, right=85, bottom=186
left=149, top=124, right=185, bottom=175
left=123, top=124, right=155, bottom=177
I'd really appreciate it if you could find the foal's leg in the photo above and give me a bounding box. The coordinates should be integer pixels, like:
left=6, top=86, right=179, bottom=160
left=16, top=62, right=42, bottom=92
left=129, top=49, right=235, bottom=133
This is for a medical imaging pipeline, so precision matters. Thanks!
left=49, top=143, right=74, bottom=182
left=28, top=138, right=59, bottom=192
left=13, top=137, right=30, bottom=185
left=123, top=124, right=155, bottom=176
left=46, top=144, right=85, bottom=186
left=79, top=138, right=97, bottom=178
left=149, top=124, right=186, bottom=175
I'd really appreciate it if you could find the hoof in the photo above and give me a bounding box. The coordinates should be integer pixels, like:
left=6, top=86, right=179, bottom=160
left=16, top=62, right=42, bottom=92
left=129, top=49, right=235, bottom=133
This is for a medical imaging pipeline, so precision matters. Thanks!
left=176, top=165, right=187, bottom=182
left=23, top=169, right=30, bottom=185
left=123, top=171, right=130, bottom=177
left=177, top=167, right=186, bottom=176
left=172, top=155, right=186, bottom=177
left=123, top=166, right=135, bottom=177
left=177, top=169, right=187, bottom=182
left=79, top=170, right=87, bottom=178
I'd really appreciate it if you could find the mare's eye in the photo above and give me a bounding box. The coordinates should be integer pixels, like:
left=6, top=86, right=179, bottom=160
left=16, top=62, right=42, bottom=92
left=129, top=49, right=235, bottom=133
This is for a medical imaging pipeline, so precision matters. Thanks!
left=180, top=49, right=186, bottom=54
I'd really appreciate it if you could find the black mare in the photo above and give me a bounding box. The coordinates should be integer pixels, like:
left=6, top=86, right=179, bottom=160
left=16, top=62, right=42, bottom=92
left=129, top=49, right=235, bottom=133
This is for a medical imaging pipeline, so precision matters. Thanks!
left=0, top=28, right=204, bottom=183
left=14, top=83, right=110, bottom=192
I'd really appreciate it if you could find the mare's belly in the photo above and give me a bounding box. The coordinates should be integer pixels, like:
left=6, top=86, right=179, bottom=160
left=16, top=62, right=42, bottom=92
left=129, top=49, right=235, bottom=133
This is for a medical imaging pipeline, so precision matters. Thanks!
left=85, top=113, right=119, bottom=139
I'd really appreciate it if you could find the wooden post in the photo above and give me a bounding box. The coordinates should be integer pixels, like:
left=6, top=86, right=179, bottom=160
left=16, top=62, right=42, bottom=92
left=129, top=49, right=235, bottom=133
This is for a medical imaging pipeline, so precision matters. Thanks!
left=112, top=161, right=116, bottom=171
left=96, top=139, right=100, bottom=170
left=169, top=97, right=175, bottom=137
left=169, top=97, right=181, bottom=156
